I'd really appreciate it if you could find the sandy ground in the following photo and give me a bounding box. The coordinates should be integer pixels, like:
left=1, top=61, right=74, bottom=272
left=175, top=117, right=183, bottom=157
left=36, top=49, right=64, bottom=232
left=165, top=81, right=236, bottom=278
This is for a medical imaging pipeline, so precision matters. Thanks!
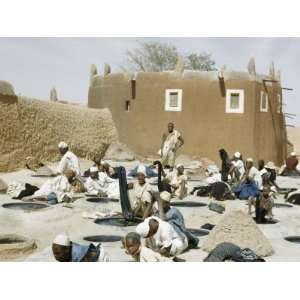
left=1, top=159, right=300, bottom=262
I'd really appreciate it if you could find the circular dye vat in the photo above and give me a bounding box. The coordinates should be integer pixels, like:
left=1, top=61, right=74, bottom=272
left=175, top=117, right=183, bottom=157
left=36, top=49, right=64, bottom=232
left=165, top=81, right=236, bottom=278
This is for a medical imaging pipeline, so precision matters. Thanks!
left=284, top=236, right=300, bottom=244
left=86, top=197, right=119, bottom=203
left=2, top=202, right=49, bottom=211
left=172, top=201, right=207, bottom=208
left=274, top=203, right=293, bottom=208
left=94, top=217, right=141, bottom=227
left=83, top=235, right=122, bottom=243
left=0, top=234, right=37, bottom=260
left=186, top=228, right=209, bottom=237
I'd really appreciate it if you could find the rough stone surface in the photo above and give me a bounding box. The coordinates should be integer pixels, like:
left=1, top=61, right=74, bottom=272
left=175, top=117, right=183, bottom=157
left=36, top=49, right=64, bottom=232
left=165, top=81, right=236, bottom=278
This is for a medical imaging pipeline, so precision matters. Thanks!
left=104, top=142, right=135, bottom=161
left=202, top=210, right=274, bottom=257
left=0, top=96, right=118, bottom=172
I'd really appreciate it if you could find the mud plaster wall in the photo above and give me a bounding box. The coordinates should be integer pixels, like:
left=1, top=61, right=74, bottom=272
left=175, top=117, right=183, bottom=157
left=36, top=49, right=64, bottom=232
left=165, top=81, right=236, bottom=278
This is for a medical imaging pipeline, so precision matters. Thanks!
left=88, top=71, right=287, bottom=165
left=0, top=95, right=118, bottom=172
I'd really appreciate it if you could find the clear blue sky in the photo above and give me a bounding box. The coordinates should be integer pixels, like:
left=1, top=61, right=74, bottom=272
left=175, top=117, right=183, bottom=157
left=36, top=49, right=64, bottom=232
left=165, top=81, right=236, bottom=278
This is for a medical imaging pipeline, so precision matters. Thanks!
left=0, top=37, right=298, bottom=125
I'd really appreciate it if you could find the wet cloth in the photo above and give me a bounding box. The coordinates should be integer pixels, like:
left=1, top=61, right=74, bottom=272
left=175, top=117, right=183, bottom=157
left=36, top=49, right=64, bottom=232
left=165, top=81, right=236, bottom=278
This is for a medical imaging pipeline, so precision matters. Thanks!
left=71, top=243, right=108, bottom=262
left=204, top=242, right=241, bottom=262
left=128, top=165, right=158, bottom=178
left=14, top=183, right=39, bottom=199
left=134, top=246, right=172, bottom=262
left=164, top=207, right=199, bottom=248
left=117, top=166, right=133, bottom=220
left=234, top=181, right=260, bottom=200
left=33, top=175, right=72, bottom=202
left=57, top=150, right=80, bottom=176
left=159, top=130, right=181, bottom=167
left=219, top=149, right=231, bottom=182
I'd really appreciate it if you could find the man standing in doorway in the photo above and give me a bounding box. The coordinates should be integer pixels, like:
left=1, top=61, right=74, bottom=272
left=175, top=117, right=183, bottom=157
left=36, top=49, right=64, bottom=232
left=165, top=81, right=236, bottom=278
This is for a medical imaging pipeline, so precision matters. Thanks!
left=159, top=122, right=184, bottom=169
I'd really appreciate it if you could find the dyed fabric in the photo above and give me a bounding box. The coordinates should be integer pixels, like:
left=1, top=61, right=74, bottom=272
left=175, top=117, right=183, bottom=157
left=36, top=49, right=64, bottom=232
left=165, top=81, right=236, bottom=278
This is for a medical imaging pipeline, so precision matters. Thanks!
left=234, top=182, right=260, bottom=199
left=128, top=165, right=158, bottom=178
left=164, top=207, right=199, bottom=248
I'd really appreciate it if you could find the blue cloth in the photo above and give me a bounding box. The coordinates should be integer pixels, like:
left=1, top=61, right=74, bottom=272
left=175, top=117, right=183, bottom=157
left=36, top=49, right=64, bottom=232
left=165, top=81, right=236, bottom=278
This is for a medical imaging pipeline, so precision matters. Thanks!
left=47, top=192, right=58, bottom=205
left=71, top=243, right=100, bottom=262
left=127, top=165, right=158, bottom=178
left=165, top=207, right=199, bottom=247
left=234, top=182, right=260, bottom=199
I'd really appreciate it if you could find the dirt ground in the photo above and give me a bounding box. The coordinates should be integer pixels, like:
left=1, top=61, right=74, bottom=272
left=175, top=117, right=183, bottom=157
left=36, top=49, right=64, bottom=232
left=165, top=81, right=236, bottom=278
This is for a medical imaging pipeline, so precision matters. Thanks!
left=1, top=159, right=300, bottom=262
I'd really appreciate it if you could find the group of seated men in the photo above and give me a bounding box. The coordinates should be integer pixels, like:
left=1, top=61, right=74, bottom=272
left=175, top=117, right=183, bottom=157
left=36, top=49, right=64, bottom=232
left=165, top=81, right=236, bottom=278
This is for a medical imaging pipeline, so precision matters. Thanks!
left=52, top=190, right=198, bottom=262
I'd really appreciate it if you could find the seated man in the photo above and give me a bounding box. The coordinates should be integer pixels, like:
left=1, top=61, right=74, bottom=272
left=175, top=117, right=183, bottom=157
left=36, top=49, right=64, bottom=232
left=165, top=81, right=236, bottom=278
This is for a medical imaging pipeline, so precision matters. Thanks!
left=136, top=216, right=188, bottom=257
left=52, top=233, right=109, bottom=262
left=248, top=185, right=274, bottom=223
left=229, top=152, right=245, bottom=182
left=100, top=161, right=118, bottom=178
left=281, top=152, right=300, bottom=176
left=157, top=191, right=199, bottom=248
left=85, top=166, right=119, bottom=198
left=56, top=142, right=80, bottom=176
left=123, top=232, right=172, bottom=262
left=22, top=169, right=75, bottom=204
left=162, top=164, right=188, bottom=199
left=241, top=158, right=262, bottom=189
left=127, top=165, right=154, bottom=219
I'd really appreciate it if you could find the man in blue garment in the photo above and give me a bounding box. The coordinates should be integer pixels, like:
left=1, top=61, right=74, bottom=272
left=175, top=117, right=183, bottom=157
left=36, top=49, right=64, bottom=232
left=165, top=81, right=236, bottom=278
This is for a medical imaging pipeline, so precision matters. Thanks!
left=157, top=191, right=199, bottom=249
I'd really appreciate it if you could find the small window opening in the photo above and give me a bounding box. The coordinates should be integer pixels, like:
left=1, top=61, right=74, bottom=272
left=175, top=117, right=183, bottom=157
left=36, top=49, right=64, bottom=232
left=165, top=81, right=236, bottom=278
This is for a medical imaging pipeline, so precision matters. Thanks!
left=131, top=80, right=136, bottom=99
left=125, top=100, right=130, bottom=111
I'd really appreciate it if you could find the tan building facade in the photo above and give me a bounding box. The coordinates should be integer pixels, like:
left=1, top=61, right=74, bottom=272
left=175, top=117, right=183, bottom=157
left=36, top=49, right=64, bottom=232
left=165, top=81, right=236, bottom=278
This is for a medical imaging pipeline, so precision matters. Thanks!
left=88, top=61, right=287, bottom=165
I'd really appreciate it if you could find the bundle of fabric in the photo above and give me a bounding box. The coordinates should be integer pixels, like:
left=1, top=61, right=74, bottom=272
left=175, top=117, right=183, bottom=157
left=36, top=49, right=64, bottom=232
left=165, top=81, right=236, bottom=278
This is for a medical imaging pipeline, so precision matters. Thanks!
left=234, top=181, right=260, bottom=200
left=203, top=242, right=265, bottom=262
left=127, top=165, right=158, bottom=178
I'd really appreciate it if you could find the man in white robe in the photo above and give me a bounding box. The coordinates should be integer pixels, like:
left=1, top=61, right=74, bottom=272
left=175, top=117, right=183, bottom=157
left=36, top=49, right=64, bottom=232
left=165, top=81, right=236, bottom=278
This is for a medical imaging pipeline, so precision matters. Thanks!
left=56, top=142, right=80, bottom=176
left=159, top=123, right=184, bottom=169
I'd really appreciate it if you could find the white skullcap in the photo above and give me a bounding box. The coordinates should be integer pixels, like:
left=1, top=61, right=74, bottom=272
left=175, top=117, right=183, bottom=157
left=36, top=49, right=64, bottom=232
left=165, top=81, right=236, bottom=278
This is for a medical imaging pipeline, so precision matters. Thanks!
left=291, top=152, right=297, bottom=156
left=160, top=191, right=171, bottom=202
left=136, top=221, right=150, bottom=237
left=137, top=165, right=146, bottom=176
left=176, top=163, right=184, bottom=169
left=90, top=166, right=98, bottom=173
left=58, top=141, right=68, bottom=149
left=234, top=152, right=241, bottom=159
left=101, top=160, right=108, bottom=165
left=53, top=233, right=71, bottom=246
left=246, top=158, right=254, bottom=162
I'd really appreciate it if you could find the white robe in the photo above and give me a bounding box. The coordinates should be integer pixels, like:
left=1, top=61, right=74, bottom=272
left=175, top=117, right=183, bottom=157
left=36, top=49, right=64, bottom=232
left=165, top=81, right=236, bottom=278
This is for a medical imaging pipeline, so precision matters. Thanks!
left=33, top=175, right=72, bottom=202
left=57, top=151, right=80, bottom=176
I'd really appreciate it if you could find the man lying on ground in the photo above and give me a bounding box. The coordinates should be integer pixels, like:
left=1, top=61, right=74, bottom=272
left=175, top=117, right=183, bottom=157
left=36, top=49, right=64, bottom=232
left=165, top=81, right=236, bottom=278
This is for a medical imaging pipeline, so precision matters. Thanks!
left=85, top=166, right=119, bottom=198
left=127, top=165, right=155, bottom=219
left=22, top=169, right=75, bottom=204
left=52, top=233, right=109, bottom=262
left=157, top=191, right=199, bottom=248
left=136, top=216, right=188, bottom=257
left=161, top=164, right=188, bottom=199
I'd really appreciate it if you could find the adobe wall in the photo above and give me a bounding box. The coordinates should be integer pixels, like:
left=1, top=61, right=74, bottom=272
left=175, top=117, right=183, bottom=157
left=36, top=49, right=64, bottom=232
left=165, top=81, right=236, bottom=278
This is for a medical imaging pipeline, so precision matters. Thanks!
left=0, top=95, right=118, bottom=172
left=88, top=71, right=286, bottom=165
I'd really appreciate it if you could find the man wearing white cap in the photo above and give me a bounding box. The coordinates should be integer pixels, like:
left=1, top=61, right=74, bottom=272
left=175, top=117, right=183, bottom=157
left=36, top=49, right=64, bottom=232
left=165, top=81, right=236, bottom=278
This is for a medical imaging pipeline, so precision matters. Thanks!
left=163, top=164, right=187, bottom=199
left=136, top=216, right=188, bottom=257
left=158, top=191, right=199, bottom=248
left=57, top=142, right=81, bottom=176
left=127, top=165, right=154, bottom=219
left=85, top=166, right=119, bottom=198
left=229, top=152, right=245, bottom=181
left=52, top=233, right=109, bottom=262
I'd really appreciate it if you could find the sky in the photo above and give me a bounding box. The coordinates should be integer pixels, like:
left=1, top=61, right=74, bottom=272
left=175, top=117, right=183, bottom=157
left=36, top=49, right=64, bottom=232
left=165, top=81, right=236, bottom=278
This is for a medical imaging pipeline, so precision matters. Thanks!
left=0, top=37, right=299, bottom=125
